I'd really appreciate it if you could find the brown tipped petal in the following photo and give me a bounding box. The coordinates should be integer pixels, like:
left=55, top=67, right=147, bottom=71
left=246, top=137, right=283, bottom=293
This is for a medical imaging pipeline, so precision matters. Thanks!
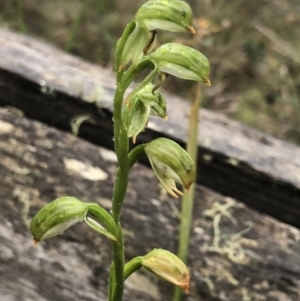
left=168, top=190, right=180, bottom=198
left=172, top=187, right=184, bottom=198
left=181, top=283, right=190, bottom=294
left=205, top=78, right=211, bottom=86
left=188, top=25, right=196, bottom=34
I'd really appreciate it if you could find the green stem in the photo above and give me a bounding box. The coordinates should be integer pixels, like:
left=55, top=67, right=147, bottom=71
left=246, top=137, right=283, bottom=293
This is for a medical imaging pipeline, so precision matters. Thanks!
left=109, top=27, right=137, bottom=298
left=109, top=81, right=128, bottom=301
left=124, top=256, right=143, bottom=280
left=87, top=203, right=117, bottom=235
left=108, top=262, right=115, bottom=301
left=111, top=224, right=124, bottom=301
left=128, top=144, right=145, bottom=169
left=124, top=68, right=157, bottom=105
left=173, top=83, right=201, bottom=301
left=111, top=83, right=129, bottom=223
left=112, top=66, right=153, bottom=223
left=121, top=57, right=152, bottom=91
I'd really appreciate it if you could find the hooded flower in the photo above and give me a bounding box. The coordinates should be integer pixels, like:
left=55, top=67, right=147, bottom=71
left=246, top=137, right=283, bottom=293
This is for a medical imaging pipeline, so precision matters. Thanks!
left=142, top=249, right=190, bottom=293
left=150, top=43, right=211, bottom=85
left=30, top=197, right=89, bottom=244
left=30, top=197, right=117, bottom=244
left=135, top=0, right=195, bottom=34
left=124, top=83, right=167, bottom=143
left=145, top=138, right=196, bottom=197
left=118, top=24, right=155, bottom=70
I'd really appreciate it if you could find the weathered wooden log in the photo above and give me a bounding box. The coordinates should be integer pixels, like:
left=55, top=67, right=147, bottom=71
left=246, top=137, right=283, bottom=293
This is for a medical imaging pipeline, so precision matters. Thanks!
left=0, top=109, right=300, bottom=301
left=0, top=29, right=299, bottom=228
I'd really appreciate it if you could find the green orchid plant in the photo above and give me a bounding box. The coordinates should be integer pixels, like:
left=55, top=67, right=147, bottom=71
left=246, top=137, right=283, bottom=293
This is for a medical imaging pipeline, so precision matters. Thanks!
left=30, top=1, right=210, bottom=301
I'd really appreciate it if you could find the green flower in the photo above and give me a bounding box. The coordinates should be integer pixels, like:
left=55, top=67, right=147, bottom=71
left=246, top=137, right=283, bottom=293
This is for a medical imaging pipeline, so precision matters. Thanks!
left=142, top=249, right=190, bottom=293
left=30, top=197, right=89, bottom=244
left=124, top=84, right=167, bottom=143
left=118, top=24, right=155, bottom=70
left=135, top=0, right=195, bottom=34
left=30, top=197, right=117, bottom=244
left=150, top=43, right=211, bottom=85
left=145, top=138, right=196, bottom=198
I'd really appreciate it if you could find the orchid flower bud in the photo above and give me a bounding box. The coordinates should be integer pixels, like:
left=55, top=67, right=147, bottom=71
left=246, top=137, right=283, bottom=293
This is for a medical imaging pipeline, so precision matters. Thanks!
left=142, top=249, right=190, bottom=293
left=135, top=0, right=195, bottom=34
left=150, top=43, right=211, bottom=85
left=119, top=24, right=155, bottom=70
left=124, top=84, right=167, bottom=143
left=126, top=83, right=167, bottom=116
left=145, top=138, right=195, bottom=198
left=124, top=99, right=150, bottom=144
left=30, top=197, right=89, bottom=244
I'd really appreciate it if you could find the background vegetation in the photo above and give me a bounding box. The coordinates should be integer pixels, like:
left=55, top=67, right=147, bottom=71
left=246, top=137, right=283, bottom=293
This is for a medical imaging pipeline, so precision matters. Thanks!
left=1, top=0, right=299, bottom=144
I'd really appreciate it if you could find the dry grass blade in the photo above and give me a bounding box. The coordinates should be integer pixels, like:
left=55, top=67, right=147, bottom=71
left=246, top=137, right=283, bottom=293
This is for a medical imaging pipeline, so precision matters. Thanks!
left=254, top=23, right=300, bottom=65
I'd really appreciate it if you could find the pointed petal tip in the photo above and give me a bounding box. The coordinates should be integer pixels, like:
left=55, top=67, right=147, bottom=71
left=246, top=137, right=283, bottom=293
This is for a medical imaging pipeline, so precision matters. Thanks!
left=168, top=189, right=181, bottom=198
left=183, top=284, right=190, bottom=294
left=173, top=189, right=183, bottom=198
left=170, top=191, right=179, bottom=198
left=188, top=26, right=196, bottom=35
left=205, top=78, right=211, bottom=86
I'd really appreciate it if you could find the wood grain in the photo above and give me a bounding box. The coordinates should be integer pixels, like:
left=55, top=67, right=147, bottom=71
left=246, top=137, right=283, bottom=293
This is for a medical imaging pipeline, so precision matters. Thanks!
left=0, top=109, right=300, bottom=301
